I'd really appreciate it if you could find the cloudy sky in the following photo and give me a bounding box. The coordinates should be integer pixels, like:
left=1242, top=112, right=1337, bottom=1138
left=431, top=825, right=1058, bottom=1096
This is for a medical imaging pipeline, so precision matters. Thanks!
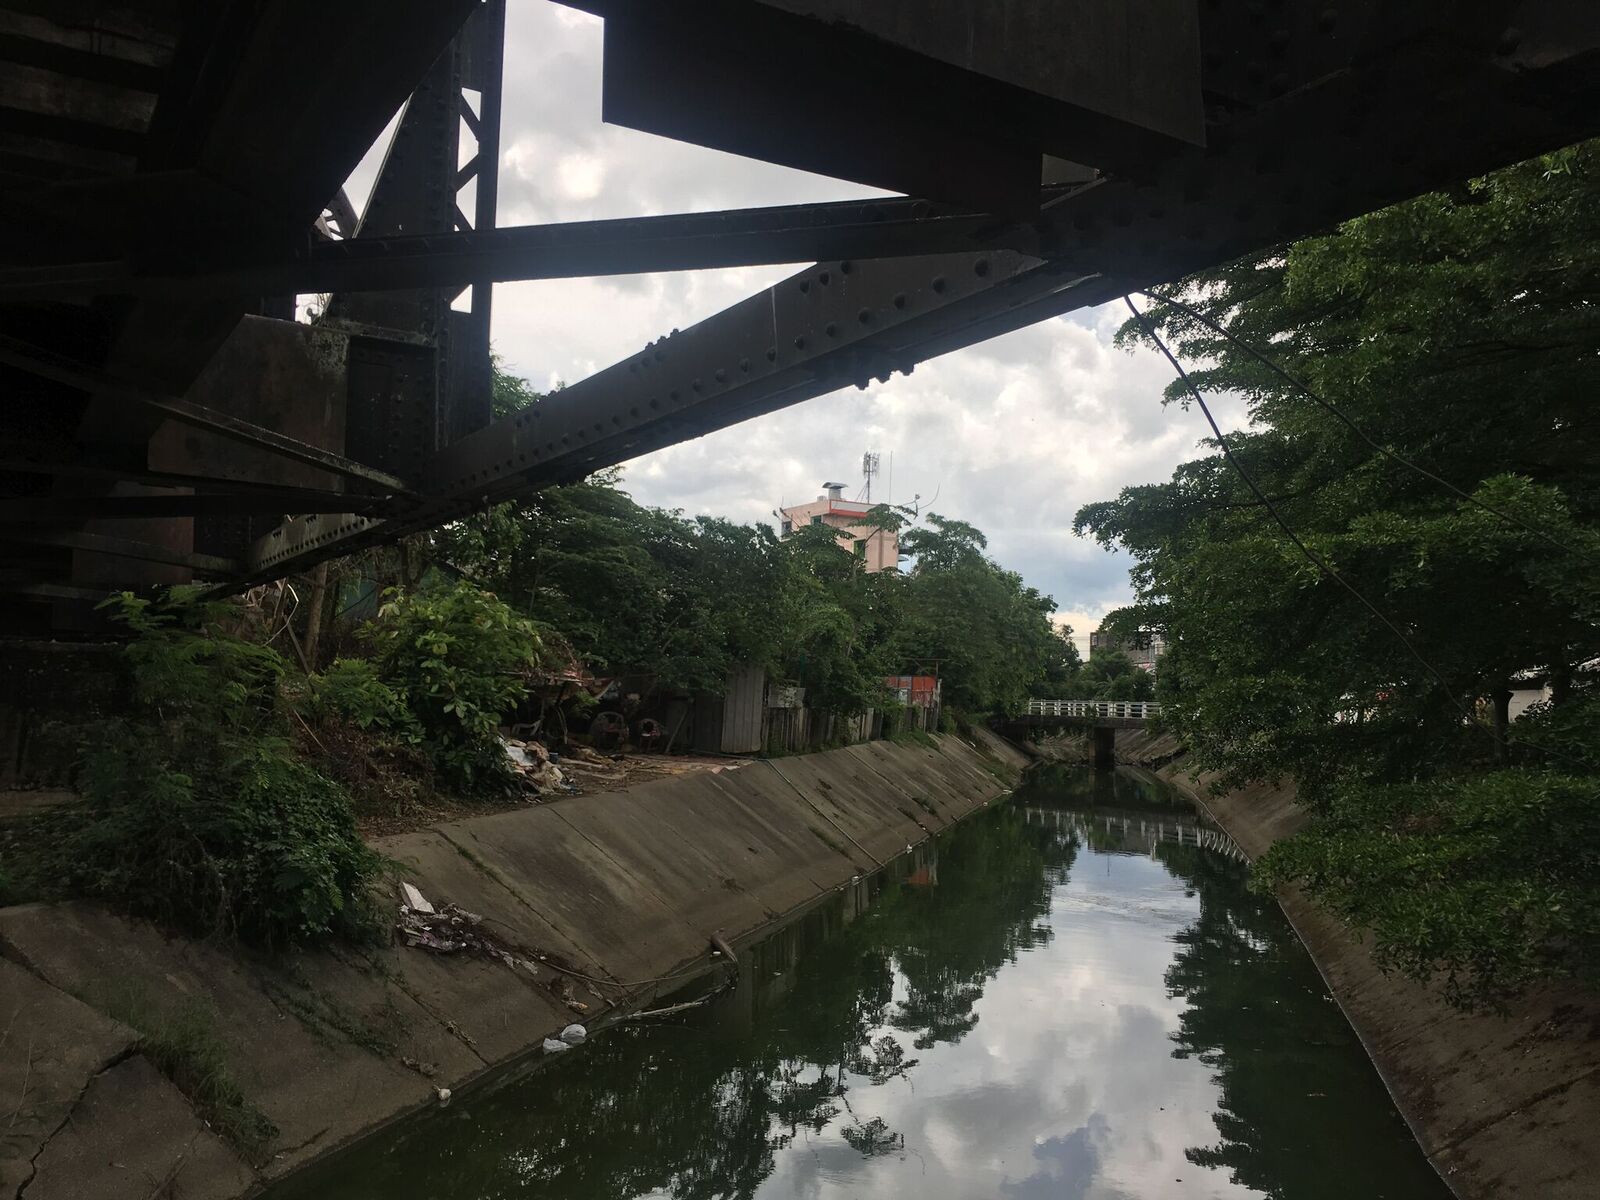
left=351, top=4, right=1248, bottom=651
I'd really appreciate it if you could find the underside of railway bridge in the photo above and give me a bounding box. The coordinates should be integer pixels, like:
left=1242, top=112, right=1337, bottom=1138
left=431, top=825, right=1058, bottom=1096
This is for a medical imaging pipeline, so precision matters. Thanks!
left=1, top=0, right=1597, bottom=635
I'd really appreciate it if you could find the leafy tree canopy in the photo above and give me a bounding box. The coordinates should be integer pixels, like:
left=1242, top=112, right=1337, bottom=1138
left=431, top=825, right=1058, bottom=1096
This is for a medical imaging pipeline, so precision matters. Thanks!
left=436, top=397, right=1070, bottom=717
left=1077, top=141, right=1600, bottom=800
left=1076, top=140, right=1600, bottom=1005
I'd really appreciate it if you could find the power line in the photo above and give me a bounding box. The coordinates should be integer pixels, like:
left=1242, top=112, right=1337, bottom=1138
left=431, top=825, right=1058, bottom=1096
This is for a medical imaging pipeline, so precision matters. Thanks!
left=1128, top=294, right=1594, bottom=771
left=1136, top=288, right=1592, bottom=562
left=1119, top=294, right=1566, bottom=765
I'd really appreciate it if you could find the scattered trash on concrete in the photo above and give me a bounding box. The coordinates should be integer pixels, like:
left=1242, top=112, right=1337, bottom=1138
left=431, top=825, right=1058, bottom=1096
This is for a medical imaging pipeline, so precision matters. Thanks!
left=499, top=734, right=576, bottom=796
left=551, top=975, right=591, bottom=1015
left=396, top=885, right=487, bottom=954
left=537, top=1024, right=590, bottom=1053
left=435, top=1087, right=452, bottom=1105
left=401, top=1055, right=438, bottom=1078
left=400, top=882, right=434, bottom=914
left=397, top=885, right=611, bottom=1023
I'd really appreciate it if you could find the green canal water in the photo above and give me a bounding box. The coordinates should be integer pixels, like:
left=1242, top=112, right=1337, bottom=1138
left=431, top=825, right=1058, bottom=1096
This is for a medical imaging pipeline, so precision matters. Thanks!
left=275, top=764, right=1450, bottom=1200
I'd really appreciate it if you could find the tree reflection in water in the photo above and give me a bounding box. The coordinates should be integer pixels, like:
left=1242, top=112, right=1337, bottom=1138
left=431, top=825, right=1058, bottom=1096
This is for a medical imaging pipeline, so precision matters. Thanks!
left=1155, top=841, right=1445, bottom=1199
left=275, top=766, right=1447, bottom=1200
left=1018, top=764, right=1446, bottom=1200
left=275, top=802, right=1077, bottom=1200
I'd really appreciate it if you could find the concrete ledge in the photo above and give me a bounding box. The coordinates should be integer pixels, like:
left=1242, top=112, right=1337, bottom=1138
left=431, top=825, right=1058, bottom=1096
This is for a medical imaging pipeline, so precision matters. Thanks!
left=0, top=732, right=1026, bottom=1197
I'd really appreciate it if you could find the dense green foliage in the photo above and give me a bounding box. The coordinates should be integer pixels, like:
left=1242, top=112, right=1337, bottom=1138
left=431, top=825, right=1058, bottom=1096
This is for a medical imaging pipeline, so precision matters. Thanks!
left=1076, top=141, right=1600, bottom=1005
left=354, top=581, right=544, bottom=790
left=303, top=657, right=421, bottom=743
left=15, top=592, right=379, bottom=947
left=436, top=471, right=786, bottom=695
left=1074, top=649, right=1157, bottom=701
left=435, top=402, right=1073, bottom=719
left=1256, top=770, right=1600, bottom=1008
left=895, top=515, right=1072, bottom=713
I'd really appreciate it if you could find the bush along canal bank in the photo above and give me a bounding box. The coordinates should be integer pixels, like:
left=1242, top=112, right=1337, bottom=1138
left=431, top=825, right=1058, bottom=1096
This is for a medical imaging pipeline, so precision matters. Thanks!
left=1062, top=730, right=1600, bottom=1200
left=266, top=764, right=1451, bottom=1200
left=0, top=731, right=1025, bottom=1200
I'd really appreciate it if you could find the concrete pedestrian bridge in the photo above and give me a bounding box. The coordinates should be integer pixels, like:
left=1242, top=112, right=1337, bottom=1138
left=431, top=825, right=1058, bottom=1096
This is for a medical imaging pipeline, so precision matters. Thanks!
left=1020, top=700, right=1162, bottom=731
left=1005, top=700, right=1163, bottom=769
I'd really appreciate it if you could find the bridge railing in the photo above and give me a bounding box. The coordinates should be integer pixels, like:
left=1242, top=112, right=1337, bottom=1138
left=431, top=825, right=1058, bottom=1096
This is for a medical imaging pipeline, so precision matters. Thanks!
left=1025, top=699, right=1161, bottom=720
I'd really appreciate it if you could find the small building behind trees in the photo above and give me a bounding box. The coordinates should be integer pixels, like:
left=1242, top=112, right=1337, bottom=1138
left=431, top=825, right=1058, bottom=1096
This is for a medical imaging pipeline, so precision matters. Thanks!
left=1088, top=622, right=1165, bottom=674
left=778, top=482, right=899, bottom=573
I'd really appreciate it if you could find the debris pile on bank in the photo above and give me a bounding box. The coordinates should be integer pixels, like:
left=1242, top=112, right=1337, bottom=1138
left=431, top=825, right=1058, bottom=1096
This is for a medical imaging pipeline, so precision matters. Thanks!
left=395, top=883, right=599, bottom=1016
left=500, top=735, right=574, bottom=796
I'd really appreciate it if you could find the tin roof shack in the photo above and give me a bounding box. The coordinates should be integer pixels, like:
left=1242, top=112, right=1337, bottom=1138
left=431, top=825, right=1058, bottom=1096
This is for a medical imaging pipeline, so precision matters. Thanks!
left=885, top=674, right=941, bottom=734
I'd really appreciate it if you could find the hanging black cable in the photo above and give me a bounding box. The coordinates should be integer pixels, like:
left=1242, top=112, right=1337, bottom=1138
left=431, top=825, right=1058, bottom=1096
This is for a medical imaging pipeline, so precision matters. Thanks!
left=1120, top=295, right=1504, bottom=740
left=1136, top=288, right=1591, bottom=562
left=1124, top=293, right=1594, bottom=770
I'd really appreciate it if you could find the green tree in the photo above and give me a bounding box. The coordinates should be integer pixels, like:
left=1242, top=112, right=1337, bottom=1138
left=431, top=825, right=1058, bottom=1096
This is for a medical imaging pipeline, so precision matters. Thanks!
left=1075, top=141, right=1600, bottom=1004
left=360, top=581, right=545, bottom=791
left=438, top=366, right=1069, bottom=724
left=14, top=591, right=378, bottom=946
left=775, top=521, right=903, bottom=716
left=1077, top=649, right=1155, bottom=701
left=897, top=514, right=1064, bottom=715
left=1077, top=141, right=1600, bottom=798
left=436, top=471, right=790, bottom=694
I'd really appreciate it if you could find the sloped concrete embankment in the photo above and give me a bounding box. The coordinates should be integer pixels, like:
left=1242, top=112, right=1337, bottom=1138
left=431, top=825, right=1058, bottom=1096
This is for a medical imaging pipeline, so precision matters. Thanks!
left=1108, top=728, right=1600, bottom=1200
left=0, top=732, right=1025, bottom=1200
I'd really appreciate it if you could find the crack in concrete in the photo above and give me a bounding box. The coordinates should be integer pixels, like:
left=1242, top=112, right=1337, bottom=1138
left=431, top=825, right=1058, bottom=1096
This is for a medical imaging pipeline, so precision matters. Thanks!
left=269, top=1124, right=331, bottom=1163
left=373, top=967, right=491, bottom=1070
left=137, top=1130, right=196, bottom=1200
left=1429, top=1063, right=1600, bottom=1160
left=432, top=825, right=625, bottom=991
left=14, top=1045, right=137, bottom=1200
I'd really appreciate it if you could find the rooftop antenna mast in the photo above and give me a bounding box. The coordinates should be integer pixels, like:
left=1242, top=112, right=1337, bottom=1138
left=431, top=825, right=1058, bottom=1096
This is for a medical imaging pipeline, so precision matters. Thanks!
left=861, top=450, right=880, bottom=503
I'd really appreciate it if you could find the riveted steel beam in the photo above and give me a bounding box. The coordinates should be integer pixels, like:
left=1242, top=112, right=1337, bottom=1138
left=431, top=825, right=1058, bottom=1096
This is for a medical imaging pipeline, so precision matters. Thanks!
left=237, top=246, right=1082, bottom=582
left=0, top=192, right=1057, bottom=301
left=0, top=435, right=385, bottom=502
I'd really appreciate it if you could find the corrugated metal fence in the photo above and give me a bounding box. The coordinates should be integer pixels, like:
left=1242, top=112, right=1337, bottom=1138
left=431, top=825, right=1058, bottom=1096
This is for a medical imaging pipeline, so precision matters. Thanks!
left=693, top=667, right=895, bottom=755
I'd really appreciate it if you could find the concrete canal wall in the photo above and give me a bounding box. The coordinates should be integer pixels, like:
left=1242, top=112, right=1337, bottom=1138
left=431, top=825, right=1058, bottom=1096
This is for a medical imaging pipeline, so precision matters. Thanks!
left=0, top=732, right=1026, bottom=1200
left=1103, top=729, right=1600, bottom=1200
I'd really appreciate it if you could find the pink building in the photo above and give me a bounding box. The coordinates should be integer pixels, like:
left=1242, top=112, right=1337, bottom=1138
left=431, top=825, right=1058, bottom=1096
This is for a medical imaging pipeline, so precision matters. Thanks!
left=779, top=483, right=899, bottom=572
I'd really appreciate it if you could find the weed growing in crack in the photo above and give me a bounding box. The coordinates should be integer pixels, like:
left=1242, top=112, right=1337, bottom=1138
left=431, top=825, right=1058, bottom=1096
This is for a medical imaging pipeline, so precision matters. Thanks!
left=96, top=985, right=278, bottom=1161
